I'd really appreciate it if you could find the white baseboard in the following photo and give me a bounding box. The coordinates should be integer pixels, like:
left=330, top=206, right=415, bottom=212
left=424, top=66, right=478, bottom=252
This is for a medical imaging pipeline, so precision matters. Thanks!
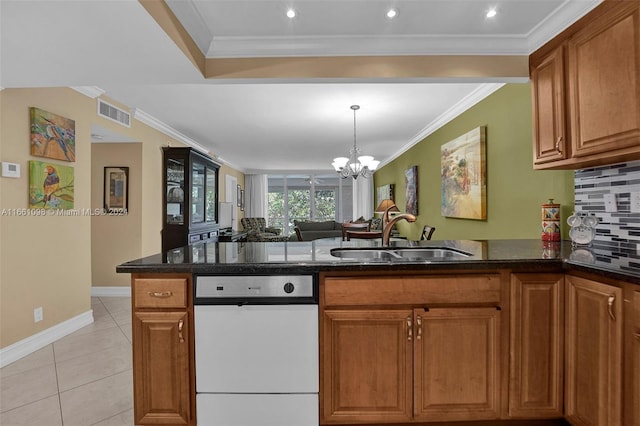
left=91, top=286, right=131, bottom=297
left=0, top=310, right=94, bottom=368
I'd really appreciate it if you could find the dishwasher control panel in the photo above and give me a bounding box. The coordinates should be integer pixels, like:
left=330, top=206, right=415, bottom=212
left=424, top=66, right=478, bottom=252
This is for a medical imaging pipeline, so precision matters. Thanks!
left=195, top=275, right=317, bottom=304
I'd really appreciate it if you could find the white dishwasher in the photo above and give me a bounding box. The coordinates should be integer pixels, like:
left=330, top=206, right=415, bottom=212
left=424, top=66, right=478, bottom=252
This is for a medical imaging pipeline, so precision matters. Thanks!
left=194, top=275, right=318, bottom=426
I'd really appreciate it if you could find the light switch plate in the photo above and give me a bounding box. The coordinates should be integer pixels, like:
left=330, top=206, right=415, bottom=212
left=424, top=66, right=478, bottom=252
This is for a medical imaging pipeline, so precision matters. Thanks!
left=631, top=192, right=640, bottom=213
left=604, top=193, right=618, bottom=213
left=1, top=162, right=20, bottom=178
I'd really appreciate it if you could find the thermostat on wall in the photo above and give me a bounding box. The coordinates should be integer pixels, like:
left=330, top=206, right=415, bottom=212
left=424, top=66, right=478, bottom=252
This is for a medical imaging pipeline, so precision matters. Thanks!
left=1, top=162, right=21, bottom=178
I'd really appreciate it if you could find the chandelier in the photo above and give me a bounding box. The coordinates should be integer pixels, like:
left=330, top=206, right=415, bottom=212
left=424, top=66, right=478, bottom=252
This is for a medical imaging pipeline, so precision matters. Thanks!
left=332, top=105, right=380, bottom=179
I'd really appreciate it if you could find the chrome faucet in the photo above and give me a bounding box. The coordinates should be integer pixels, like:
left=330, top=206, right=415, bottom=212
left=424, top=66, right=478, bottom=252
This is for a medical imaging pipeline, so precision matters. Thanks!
left=382, top=205, right=416, bottom=246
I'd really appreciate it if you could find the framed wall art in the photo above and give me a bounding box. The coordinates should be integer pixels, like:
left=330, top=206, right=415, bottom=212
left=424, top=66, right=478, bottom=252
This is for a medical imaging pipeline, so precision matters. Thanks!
left=405, top=166, right=418, bottom=215
left=237, top=184, right=242, bottom=207
left=30, top=107, right=76, bottom=162
left=240, top=189, right=245, bottom=211
left=440, top=126, right=487, bottom=220
left=29, top=160, right=74, bottom=209
left=104, top=167, right=129, bottom=213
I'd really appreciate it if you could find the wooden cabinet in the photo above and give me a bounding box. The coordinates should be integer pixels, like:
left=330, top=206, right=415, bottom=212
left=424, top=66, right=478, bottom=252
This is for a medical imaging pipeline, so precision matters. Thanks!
left=321, top=274, right=504, bottom=424
left=530, top=2, right=640, bottom=170
left=131, top=274, right=195, bottom=425
left=531, top=46, right=568, bottom=166
left=414, top=307, right=501, bottom=422
left=162, top=147, right=220, bottom=252
left=509, top=273, right=564, bottom=418
left=625, top=285, right=640, bottom=426
left=322, top=309, right=413, bottom=424
left=565, top=275, right=623, bottom=426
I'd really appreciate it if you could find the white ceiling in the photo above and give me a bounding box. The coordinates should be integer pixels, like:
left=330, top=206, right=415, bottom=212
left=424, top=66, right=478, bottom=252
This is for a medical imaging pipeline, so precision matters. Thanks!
left=0, top=0, right=601, bottom=173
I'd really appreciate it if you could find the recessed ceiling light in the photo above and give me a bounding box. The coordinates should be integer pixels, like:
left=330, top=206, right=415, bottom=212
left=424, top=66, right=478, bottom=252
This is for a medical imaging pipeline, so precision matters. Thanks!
left=286, top=8, right=296, bottom=19
left=386, top=8, right=398, bottom=19
left=486, top=8, right=497, bottom=18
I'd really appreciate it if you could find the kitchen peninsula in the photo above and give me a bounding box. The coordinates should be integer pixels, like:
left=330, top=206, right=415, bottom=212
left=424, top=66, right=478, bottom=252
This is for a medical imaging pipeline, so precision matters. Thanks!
left=117, top=239, right=640, bottom=426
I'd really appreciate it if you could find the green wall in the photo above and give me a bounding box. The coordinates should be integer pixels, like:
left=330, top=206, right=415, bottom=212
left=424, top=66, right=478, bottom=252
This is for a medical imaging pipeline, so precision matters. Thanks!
left=374, top=83, right=574, bottom=241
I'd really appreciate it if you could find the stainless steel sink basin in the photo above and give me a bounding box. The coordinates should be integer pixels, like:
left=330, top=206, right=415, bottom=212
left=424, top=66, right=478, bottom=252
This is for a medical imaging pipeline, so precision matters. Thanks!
left=330, top=247, right=472, bottom=262
left=392, top=247, right=471, bottom=260
left=329, top=248, right=402, bottom=261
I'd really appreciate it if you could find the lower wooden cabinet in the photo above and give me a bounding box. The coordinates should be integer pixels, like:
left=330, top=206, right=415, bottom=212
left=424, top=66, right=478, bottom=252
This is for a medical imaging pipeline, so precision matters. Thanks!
left=565, top=275, right=623, bottom=426
left=322, top=306, right=501, bottom=424
left=414, top=307, right=501, bottom=422
left=627, top=286, right=640, bottom=426
left=509, top=274, right=564, bottom=418
left=131, top=274, right=194, bottom=426
left=133, top=311, right=191, bottom=425
left=322, top=309, right=413, bottom=424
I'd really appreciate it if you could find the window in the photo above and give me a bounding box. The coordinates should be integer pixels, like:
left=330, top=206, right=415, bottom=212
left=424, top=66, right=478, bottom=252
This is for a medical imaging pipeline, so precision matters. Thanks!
left=268, top=174, right=353, bottom=236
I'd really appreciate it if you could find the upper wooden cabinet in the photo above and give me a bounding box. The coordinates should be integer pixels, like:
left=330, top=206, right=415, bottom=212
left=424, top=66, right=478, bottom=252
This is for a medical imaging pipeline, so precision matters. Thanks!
left=530, top=2, right=640, bottom=170
left=531, top=46, right=568, bottom=165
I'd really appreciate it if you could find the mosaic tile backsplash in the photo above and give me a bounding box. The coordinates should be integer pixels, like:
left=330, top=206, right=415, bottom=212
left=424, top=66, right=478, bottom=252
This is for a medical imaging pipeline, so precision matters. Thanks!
left=574, top=160, right=640, bottom=271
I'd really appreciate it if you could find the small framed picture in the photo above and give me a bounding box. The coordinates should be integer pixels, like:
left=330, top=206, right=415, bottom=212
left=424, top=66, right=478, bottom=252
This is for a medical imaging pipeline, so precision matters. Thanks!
left=104, top=167, right=129, bottom=213
left=237, top=184, right=242, bottom=207
left=240, top=189, right=245, bottom=211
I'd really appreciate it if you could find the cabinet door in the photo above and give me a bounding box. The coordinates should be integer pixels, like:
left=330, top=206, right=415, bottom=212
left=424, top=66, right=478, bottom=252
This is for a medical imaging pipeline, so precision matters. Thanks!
left=190, top=161, right=205, bottom=225
left=531, top=45, right=568, bottom=165
left=630, top=289, right=640, bottom=426
left=509, top=274, right=564, bottom=418
left=414, top=307, right=501, bottom=421
left=566, top=275, right=623, bottom=426
left=322, top=309, right=413, bottom=424
left=133, top=311, right=191, bottom=425
left=568, top=4, right=640, bottom=158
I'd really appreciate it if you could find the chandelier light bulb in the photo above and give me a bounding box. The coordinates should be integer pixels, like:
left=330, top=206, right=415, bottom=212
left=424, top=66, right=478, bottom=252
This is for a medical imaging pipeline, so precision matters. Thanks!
left=286, top=8, right=296, bottom=18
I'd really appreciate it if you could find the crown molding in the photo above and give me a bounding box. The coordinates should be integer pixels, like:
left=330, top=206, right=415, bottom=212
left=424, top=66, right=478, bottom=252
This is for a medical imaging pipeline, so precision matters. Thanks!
left=71, top=86, right=106, bottom=98
left=132, top=108, right=210, bottom=154
left=526, top=0, right=601, bottom=52
left=378, top=83, right=505, bottom=168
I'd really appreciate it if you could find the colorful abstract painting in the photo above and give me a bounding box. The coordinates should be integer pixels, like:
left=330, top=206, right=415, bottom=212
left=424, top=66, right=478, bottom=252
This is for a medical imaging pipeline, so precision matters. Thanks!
left=29, top=160, right=74, bottom=209
left=441, top=126, right=487, bottom=220
left=405, top=166, right=418, bottom=215
left=30, top=107, right=76, bottom=162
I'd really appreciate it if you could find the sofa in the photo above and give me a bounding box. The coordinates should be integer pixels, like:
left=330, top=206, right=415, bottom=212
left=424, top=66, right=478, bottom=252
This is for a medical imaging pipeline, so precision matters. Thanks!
left=294, top=217, right=383, bottom=241
left=294, top=220, right=343, bottom=241
left=240, top=217, right=290, bottom=242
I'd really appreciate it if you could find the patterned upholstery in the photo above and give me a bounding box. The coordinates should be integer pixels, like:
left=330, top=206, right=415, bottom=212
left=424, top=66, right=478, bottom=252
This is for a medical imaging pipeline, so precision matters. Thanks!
left=240, top=217, right=290, bottom=242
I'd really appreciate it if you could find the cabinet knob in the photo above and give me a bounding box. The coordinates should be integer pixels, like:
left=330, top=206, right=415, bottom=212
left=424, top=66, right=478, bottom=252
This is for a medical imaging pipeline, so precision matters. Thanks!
left=607, top=294, right=616, bottom=321
left=178, top=319, right=185, bottom=343
left=555, top=136, right=563, bottom=153
left=633, top=332, right=640, bottom=340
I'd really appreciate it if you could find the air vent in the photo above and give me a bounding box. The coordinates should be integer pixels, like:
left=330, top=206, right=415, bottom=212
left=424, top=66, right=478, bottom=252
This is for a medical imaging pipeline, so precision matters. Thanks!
left=97, top=99, right=131, bottom=127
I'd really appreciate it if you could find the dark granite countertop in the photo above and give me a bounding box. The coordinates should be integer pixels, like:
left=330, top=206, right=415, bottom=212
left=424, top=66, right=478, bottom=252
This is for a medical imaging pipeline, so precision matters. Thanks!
left=116, top=238, right=640, bottom=285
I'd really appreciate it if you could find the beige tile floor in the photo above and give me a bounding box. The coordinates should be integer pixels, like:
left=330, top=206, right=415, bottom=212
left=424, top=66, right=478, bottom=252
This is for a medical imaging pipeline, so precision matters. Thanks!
left=1, top=297, right=134, bottom=426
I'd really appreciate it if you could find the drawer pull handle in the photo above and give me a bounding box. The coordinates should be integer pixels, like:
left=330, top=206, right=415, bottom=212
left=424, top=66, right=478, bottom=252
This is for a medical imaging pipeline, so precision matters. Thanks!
left=607, top=294, right=616, bottom=321
left=407, top=316, right=412, bottom=341
left=633, top=332, right=640, bottom=340
left=416, top=315, right=422, bottom=340
left=178, top=319, right=184, bottom=343
left=149, top=291, right=173, bottom=298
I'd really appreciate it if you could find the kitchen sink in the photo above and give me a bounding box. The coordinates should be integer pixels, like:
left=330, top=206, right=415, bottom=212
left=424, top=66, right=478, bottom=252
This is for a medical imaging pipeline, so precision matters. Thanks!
left=330, top=247, right=472, bottom=262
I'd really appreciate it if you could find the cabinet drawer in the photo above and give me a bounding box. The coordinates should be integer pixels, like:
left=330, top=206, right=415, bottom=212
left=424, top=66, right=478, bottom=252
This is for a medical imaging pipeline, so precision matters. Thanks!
left=134, top=278, right=188, bottom=308
left=324, top=275, right=501, bottom=306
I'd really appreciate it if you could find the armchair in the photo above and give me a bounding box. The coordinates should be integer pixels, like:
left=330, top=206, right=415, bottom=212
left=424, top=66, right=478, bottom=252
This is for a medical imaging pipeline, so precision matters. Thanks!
left=240, top=217, right=290, bottom=242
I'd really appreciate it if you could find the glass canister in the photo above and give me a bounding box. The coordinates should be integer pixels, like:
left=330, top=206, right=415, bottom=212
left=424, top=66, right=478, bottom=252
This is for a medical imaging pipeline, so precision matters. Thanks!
left=541, top=199, right=561, bottom=241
